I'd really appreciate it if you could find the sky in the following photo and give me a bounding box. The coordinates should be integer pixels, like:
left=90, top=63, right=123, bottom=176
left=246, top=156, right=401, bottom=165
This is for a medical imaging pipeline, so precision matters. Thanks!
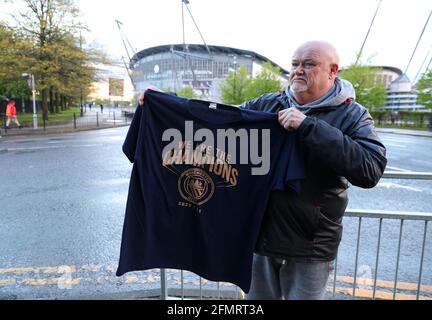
left=2, top=0, right=432, bottom=82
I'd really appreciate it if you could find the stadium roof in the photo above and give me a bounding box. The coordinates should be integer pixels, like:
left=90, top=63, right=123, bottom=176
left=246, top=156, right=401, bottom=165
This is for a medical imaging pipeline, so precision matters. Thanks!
left=131, top=44, right=290, bottom=75
left=339, top=65, right=403, bottom=75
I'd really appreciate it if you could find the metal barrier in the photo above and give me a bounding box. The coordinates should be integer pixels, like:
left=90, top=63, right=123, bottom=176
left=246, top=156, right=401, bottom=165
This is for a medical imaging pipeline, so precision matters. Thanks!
left=334, top=171, right=432, bottom=300
left=0, top=109, right=130, bottom=135
left=156, top=171, right=431, bottom=300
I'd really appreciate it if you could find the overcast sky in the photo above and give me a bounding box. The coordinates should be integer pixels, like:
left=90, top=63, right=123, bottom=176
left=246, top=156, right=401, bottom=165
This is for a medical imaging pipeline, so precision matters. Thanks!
left=3, top=0, right=432, bottom=82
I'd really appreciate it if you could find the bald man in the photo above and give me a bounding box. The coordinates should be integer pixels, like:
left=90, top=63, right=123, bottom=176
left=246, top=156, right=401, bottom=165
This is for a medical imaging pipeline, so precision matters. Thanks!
left=242, top=41, right=387, bottom=299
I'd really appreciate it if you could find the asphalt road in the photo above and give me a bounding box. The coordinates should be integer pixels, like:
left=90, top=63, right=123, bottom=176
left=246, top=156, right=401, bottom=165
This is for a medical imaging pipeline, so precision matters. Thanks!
left=0, top=128, right=431, bottom=300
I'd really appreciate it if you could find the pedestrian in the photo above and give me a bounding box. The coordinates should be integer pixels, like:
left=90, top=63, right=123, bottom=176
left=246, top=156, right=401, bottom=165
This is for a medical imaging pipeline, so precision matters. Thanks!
left=428, top=113, right=432, bottom=132
left=5, top=100, right=22, bottom=129
left=100, top=104, right=104, bottom=113
left=390, top=110, right=397, bottom=125
left=241, top=41, right=387, bottom=300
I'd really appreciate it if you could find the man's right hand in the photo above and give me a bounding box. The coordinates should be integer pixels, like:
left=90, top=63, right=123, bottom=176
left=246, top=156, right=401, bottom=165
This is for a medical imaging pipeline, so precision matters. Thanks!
left=138, top=86, right=163, bottom=106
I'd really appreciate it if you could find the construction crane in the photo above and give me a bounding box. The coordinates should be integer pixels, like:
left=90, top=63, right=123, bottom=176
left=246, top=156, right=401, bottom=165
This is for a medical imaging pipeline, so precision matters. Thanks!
left=114, top=1, right=212, bottom=94
left=355, top=0, right=382, bottom=65
left=404, top=9, right=432, bottom=80
left=115, top=19, right=137, bottom=89
left=413, top=45, right=432, bottom=83
left=178, top=0, right=213, bottom=91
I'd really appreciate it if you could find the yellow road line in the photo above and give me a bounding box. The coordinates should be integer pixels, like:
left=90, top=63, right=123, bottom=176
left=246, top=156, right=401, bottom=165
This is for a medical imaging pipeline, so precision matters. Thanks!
left=0, top=279, right=16, bottom=286
left=330, top=287, right=432, bottom=300
left=332, top=276, right=432, bottom=293
left=0, top=266, right=77, bottom=275
left=1, top=274, right=431, bottom=300
left=1, top=265, right=431, bottom=297
left=124, top=276, right=139, bottom=284
left=20, top=278, right=81, bottom=286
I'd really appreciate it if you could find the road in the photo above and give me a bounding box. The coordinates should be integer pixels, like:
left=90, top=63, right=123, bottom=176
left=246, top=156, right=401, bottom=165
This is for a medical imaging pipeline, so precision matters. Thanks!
left=0, top=128, right=431, bottom=299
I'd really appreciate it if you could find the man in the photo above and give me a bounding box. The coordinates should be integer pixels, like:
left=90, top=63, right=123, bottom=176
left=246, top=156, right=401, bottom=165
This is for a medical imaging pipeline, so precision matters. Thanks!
left=135, top=41, right=386, bottom=299
left=241, top=41, right=387, bottom=299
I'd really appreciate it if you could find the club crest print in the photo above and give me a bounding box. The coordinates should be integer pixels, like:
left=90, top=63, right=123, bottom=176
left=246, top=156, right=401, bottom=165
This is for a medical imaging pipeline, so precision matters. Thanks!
left=178, top=168, right=215, bottom=206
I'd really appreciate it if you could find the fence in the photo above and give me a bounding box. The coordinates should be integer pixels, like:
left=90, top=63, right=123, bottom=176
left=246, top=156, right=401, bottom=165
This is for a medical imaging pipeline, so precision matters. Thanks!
left=370, top=110, right=432, bottom=129
left=1, top=107, right=133, bottom=135
left=148, top=171, right=432, bottom=300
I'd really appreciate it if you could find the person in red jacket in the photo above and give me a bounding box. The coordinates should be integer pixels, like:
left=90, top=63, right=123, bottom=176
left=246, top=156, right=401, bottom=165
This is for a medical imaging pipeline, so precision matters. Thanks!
left=5, top=100, right=22, bottom=129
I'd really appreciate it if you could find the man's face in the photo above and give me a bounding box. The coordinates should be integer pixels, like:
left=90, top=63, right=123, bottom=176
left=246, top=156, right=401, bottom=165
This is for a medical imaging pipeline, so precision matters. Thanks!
left=289, top=46, right=333, bottom=96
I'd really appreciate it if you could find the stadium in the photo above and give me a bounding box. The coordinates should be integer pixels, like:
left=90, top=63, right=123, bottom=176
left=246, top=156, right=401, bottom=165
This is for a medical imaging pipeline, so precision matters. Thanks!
left=129, top=44, right=290, bottom=102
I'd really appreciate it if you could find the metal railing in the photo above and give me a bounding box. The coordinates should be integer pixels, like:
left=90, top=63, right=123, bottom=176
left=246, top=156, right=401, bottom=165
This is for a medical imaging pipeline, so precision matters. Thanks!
left=154, top=171, right=431, bottom=300
left=1, top=109, right=131, bottom=135
left=335, top=171, right=432, bottom=300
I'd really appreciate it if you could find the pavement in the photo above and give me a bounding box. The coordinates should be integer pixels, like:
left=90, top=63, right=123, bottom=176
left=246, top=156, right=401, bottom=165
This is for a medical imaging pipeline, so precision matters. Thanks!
left=0, top=108, right=131, bottom=139
left=375, top=127, right=432, bottom=138
left=1, top=121, right=431, bottom=139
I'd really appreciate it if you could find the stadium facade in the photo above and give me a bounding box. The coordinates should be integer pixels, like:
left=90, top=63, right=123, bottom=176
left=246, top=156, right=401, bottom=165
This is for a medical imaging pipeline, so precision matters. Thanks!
left=129, top=44, right=290, bottom=102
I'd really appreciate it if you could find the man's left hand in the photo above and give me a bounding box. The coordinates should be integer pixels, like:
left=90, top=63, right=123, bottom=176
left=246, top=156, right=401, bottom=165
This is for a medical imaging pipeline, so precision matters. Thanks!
left=278, top=107, right=306, bottom=131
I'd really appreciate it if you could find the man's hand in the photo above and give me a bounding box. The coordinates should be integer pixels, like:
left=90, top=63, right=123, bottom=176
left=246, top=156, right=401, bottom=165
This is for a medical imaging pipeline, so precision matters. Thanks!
left=278, top=107, right=306, bottom=131
left=138, top=86, right=164, bottom=106
left=138, top=91, right=145, bottom=106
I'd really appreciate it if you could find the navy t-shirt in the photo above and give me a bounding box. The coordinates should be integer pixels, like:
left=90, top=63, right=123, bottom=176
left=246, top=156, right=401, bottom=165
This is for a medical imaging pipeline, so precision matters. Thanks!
left=116, top=90, right=304, bottom=292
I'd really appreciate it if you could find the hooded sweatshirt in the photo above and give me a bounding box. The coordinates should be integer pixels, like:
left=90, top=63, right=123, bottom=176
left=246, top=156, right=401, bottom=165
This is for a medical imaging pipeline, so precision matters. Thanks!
left=285, top=77, right=356, bottom=113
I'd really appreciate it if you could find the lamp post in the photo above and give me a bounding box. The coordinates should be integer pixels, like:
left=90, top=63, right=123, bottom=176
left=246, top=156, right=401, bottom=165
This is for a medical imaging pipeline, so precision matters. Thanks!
left=233, top=55, right=237, bottom=103
left=23, top=73, right=38, bottom=129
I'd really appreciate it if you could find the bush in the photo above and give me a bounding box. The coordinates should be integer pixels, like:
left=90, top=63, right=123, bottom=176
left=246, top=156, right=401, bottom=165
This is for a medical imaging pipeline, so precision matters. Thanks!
left=369, top=110, right=386, bottom=125
left=370, top=110, right=431, bottom=128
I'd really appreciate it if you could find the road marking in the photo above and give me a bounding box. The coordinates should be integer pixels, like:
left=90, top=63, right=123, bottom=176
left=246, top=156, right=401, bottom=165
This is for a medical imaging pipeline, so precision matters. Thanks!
left=81, top=265, right=102, bottom=272
left=332, top=276, right=432, bottom=293
left=0, top=279, right=16, bottom=286
left=1, top=265, right=431, bottom=299
left=329, top=287, right=432, bottom=300
left=125, top=276, right=139, bottom=284
left=385, top=166, right=411, bottom=172
left=0, top=266, right=77, bottom=275
left=384, top=143, right=407, bottom=148
left=4, top=144, right=105, bottom=152
left=20, top=278, right=81, bottom=286
left=377, top=182, right=423, bottom=192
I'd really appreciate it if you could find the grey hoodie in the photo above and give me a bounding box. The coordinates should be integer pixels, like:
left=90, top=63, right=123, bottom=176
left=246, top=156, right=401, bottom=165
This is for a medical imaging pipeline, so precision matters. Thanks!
left=286, top=77, right=356, bottom=113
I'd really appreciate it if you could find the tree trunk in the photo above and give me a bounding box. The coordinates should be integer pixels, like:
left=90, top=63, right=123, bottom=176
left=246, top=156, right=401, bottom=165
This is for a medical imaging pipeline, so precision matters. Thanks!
left=49, top=86, right=54, bottom=114
left=42, top=88, right=49, bottom=121
left=55, top=91, right=60, bottom=113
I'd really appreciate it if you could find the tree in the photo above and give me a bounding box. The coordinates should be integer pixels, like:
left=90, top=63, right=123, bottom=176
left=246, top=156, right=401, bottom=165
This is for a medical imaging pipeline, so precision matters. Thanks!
left=417, top=69, right=432, bottom=109
left=2, top=0, right=105, bottom=120
left=220, top=65, right=251, bottom=104
left=0, top=23, right=35, bottom=100
left=244, top=62, right=282, bottom=101
left=176, top=86, right=198, bottom=99
left=339, top=64, right=387, bottom=109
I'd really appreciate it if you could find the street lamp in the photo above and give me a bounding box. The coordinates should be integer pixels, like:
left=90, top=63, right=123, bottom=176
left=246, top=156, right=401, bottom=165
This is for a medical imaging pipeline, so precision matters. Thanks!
left=233, top=55, right=237, bottom=103
left=22, top=73, right=38, bottom=129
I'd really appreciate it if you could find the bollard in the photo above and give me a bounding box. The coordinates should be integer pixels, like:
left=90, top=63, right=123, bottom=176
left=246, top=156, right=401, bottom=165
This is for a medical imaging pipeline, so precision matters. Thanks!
left=74, top=113, right=76, bottom=129
left=3, top=115, right=7, bottom=133
left=96, top=112, right=99, bottom=127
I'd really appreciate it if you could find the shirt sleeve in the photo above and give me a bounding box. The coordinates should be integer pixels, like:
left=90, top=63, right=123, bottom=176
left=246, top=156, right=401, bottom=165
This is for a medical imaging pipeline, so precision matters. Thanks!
left=122, top=105, right=143, bottom=163
left=297, top=108, right=387, bottom=188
